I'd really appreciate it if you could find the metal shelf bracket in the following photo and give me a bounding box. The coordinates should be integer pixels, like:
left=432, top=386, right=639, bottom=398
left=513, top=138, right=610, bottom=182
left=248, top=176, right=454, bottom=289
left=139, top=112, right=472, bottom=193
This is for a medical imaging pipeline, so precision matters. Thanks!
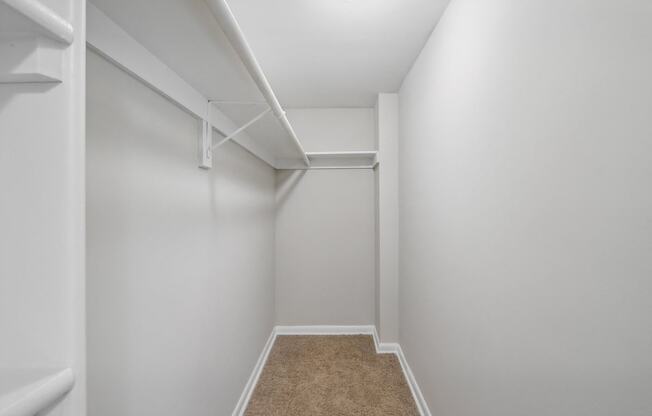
left=199, top=105, right=271, bottom=169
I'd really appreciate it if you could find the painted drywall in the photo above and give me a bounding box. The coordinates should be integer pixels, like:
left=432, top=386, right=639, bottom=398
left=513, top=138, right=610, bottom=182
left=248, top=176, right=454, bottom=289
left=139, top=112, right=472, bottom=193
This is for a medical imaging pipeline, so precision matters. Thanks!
left=374, top=94, right=400, bottom=343
left=0, top=0, right=86, bottom=415
left=86, top=50, right=276, bottom=416
left=275, top=109, right=376, bottom=326
left=398, top=0, right=652, bottom=415
left=287, top=108, right=376, bottom=152
left=227, top=0, right=451, bottom=107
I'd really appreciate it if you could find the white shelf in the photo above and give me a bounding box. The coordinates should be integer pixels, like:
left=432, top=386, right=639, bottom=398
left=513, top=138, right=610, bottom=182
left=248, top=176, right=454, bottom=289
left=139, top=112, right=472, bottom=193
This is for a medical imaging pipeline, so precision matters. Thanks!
left=278, top=151, right=378, bottom=170
left=0, top=0, right=74, bottom=84
left=0, top=36, right=62, bottom=83
left=86, top=1, right=378, bottom=170
left=87, top=3, right=306, bottom=169
left=0, top=368, right=74, bottom=416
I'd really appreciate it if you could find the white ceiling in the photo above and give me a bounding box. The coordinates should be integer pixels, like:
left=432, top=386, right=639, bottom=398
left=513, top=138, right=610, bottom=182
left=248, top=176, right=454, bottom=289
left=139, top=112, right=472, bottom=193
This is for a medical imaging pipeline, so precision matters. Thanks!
left=91, top=0, right=450, bottom=108
left=227, top=0, right=450, bottom=107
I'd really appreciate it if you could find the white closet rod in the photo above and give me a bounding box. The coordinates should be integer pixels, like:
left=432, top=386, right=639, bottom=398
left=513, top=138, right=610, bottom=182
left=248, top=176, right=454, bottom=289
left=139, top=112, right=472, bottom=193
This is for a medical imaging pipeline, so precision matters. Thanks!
left=1, top=0, right=74, bottom=44
left=205, top=0, right=310, bottom=167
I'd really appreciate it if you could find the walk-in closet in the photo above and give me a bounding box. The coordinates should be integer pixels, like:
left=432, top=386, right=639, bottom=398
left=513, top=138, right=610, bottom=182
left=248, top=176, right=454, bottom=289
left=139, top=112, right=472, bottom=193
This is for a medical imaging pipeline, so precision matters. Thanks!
left=2, top=0, right=651, bottom=415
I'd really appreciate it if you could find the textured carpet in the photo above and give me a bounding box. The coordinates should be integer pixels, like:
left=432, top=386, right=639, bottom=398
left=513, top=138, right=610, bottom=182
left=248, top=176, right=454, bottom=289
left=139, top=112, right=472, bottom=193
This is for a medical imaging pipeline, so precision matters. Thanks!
left=244, top=335, right=419, bottom=416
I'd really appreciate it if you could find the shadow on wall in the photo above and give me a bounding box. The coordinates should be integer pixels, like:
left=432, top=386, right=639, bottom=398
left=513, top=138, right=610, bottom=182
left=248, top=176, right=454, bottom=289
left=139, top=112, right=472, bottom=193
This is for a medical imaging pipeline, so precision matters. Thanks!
left=276, top=169, right=307, bottom=210
left=0, top=83, right=57, bottom=116
left=206, top=140, right=279, bottom=220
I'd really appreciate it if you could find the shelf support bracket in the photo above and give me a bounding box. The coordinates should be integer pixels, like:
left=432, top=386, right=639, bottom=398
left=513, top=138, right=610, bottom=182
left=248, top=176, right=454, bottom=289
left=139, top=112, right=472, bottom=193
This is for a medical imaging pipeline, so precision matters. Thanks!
left=198, top=118, right=213, bottom=169
left=199, top=106, right=270, bottom=169
left=212, top=107, right=270, bottom=150
left=198, top=99, right=213, bottom=169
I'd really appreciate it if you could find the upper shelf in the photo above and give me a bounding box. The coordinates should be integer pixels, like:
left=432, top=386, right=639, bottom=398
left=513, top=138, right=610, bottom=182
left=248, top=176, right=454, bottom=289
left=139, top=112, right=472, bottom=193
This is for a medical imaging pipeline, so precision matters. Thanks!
left=0, top=368, right=74, bottom=416
left=205, top=0, right=309, bottom=166
left=277, top=151, right=378, bottom=170
left=88, top=0, right=309, bottom=168
left=88, top=0, right=380, bottom=170
left=0, top=0, right=74, bottom=84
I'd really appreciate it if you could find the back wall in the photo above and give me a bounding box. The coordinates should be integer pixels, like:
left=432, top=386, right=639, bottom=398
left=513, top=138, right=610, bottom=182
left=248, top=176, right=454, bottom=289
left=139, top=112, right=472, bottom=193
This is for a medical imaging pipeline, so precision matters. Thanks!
left=275, top=109, right=376, bottom=326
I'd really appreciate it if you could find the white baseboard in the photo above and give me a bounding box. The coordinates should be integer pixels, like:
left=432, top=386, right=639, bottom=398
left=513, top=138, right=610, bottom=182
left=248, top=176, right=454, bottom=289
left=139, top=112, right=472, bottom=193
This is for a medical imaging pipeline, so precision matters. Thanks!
left=275, top=325, right=376, bottom=336
left=394, top=344, right=432, bottom=416
left=231, top=328, right=277, bottom=416
left=233, top=325, right=431, bottom=416
left=377, top=341, right=400, bottom=354
left=371, top=326, right=381, bottom=351
left=370, top=328, right=431, bottom=415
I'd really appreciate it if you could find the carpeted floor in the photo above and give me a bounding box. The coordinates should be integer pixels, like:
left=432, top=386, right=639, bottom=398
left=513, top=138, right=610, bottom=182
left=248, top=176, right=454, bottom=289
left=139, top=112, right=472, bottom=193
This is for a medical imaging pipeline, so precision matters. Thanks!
left=244, top=335, right=419, bottom=416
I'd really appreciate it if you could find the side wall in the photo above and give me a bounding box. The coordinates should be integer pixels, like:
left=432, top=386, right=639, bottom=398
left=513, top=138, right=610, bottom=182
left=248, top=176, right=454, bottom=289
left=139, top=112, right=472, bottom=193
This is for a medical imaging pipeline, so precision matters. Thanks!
left=399, top=0, right=652, bottom=415
left=86, top=51, right=276, bottom=416
left=275, top=109, right=376, bottom=326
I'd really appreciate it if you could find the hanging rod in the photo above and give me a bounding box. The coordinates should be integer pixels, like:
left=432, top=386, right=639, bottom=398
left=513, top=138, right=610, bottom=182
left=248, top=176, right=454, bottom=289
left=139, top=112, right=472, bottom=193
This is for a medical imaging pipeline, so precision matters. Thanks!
left=205, top=0, right=310, bottom=167
left=1, top=0, right=74, bottom=44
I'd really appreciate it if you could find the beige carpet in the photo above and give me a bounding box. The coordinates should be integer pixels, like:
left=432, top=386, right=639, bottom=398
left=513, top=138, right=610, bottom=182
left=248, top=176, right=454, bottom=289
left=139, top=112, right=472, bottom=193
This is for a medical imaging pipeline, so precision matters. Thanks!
left=244, top=335, right=419, bottom=416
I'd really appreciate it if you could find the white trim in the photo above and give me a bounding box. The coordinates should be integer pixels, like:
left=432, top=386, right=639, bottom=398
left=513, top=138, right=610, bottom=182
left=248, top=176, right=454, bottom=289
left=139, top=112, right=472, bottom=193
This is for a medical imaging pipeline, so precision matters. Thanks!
left=370, top=326, right=400, bottom=355
left=275, top=325, right=376, bottom=336
left=231, top=328, right=277, bottom=416
left=232, top=326, right=432, bottom=416
left=371, top=326, right=381, bottom=352
left=394, top=345, right=432, bottom=416
left=377, top=342, right=400, bottom=354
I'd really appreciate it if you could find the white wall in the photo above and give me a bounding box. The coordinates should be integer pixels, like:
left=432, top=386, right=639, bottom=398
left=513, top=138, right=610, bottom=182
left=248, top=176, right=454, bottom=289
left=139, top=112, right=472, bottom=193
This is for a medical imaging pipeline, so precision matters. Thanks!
left=0, top=1, right=86, bottom=415
left=287, top=108, right=376, bottom=151
left=86, top=51, right=276, bottom=416
left=399, top=1, right=652, bottom=415
left=275, top=109, right=376, bottom=326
